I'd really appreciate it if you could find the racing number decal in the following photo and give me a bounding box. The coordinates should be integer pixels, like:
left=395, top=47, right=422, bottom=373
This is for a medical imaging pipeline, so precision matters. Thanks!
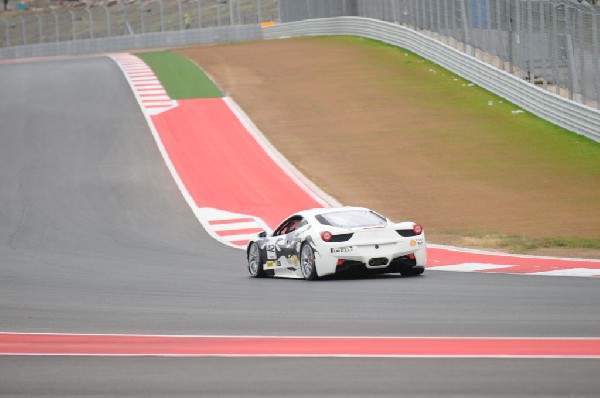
left=266, top=245, right=276, bottom=260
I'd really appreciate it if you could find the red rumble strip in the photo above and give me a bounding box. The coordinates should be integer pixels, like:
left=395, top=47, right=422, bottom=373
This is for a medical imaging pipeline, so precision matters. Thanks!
left=1, top=334, right=599, bottom=358
left=428, top=246, right=600, bottom=277
left=151, top=98, right=324, bottom=229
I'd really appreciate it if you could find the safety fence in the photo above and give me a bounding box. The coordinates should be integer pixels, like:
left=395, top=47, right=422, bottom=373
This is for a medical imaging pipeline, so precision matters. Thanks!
left=0, top=24, right=261, bottom=57
left=0, top=0, right=278, bottom=43
left=279, top=0, right=600, bottom=111
left=264, top=16, right=600, bottom=142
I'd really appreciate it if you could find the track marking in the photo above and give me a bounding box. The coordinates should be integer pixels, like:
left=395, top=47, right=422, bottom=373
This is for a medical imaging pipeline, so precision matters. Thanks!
left=427, top=263, right=515, bottom=272
left=427, top=245, right=600, bottom=278
left=110, top=53, right=176, bottom=116
left=1, top=333, right=598, bottom=358
left=195, top=208, right=270, bottom=249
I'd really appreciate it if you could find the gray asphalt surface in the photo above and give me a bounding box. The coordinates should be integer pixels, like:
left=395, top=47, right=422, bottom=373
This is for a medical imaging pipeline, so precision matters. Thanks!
left=0, top=57, right=598, bottom=397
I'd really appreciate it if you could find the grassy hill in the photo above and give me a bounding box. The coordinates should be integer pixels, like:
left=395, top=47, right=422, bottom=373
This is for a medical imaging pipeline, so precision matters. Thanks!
left=166, top=36, right=599, bottom=257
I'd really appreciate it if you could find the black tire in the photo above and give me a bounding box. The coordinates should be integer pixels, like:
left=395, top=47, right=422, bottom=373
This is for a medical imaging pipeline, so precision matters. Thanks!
left=247, top=242, right=266, bottom=278
left=400, top=266, right=425, bottom=277
left=300, top=243, right=318, bottom=280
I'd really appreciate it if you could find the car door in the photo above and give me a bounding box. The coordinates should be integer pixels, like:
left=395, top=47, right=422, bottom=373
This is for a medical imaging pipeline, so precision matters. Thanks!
left=263, top=217, right=293, bottom=269
left=266, top=215, right=307, bottom=271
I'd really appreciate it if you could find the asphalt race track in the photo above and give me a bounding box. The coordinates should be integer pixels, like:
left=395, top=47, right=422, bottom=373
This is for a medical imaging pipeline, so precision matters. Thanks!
left=0, top=57, right=599, bottom=397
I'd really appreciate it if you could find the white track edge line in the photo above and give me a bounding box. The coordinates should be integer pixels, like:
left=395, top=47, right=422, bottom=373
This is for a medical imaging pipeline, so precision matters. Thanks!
left=2, top=332, right=598, bottom=340
left=1, top=353, right=598, bottom=359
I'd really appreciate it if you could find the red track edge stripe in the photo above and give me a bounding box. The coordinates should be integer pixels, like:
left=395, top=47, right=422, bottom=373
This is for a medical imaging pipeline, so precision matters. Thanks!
left=215, top=228, right=264, bottom=237
left=208, top=218, right=256, bottom=225
left=0, top=334, right=599, bottom=357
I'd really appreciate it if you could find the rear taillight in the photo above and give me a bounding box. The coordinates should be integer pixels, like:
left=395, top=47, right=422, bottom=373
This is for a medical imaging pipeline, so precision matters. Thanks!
left=412, top=224, right=423, bottom=235
left=320, top=231, right=333, bottom=242
left=330, top=233, right=353, bottom=242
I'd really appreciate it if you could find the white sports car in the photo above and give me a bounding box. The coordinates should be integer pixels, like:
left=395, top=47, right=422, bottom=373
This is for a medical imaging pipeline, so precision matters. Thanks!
left=246, top=207, right=426, bottom=280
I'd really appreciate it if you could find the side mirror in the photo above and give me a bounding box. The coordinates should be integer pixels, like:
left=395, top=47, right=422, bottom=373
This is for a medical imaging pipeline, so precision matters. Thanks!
left=258, top=231, right=267, bottom=238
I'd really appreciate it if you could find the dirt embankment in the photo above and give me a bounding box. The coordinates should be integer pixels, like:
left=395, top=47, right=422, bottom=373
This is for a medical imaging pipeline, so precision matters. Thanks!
left=176, top=37, right=600, bottom=258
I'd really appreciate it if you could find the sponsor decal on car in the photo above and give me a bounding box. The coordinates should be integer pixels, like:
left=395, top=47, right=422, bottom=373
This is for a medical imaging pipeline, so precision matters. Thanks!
left=331, top=246, right=353, bottom=254
left=410, top=239, right=425, bottom=247
left=266, top=260, right=282, bottom=268
left=291, top=255, right=300, bottom=267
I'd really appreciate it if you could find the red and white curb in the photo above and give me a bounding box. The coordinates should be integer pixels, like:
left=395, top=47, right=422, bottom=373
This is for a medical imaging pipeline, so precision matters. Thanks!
left=110, top=53, right=176, bottom=116
left=430, top=263, right=600, bottom=277
left=110, top=53, right=333, bottom=250
left=111, top=54, right=264, bottom=249
left=196, top=208, right=270, bottom=249
left=427, top=244, right=600, bottom=278
left=1, top=333, right=599, bottom=358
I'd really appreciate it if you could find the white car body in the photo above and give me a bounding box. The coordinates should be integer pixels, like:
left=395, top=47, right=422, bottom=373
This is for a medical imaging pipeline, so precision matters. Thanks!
left=246, top=207, right=426, bottom=280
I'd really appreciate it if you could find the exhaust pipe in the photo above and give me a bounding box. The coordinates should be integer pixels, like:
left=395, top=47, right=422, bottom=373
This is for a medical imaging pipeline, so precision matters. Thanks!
left=369, top=258, right=389, bottom=266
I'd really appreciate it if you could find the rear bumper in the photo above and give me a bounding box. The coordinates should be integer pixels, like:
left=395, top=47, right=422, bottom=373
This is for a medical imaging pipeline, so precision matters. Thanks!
left=315, top=241, right=427, bottom=277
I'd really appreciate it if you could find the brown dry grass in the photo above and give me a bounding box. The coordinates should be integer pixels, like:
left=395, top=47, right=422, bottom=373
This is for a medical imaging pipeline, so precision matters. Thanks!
left=176, top=36, right=600, bottom=258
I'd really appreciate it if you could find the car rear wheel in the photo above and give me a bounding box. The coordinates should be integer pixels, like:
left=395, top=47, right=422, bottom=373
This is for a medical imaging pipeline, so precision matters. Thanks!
left=247, top=242, right=265, bottom=278
left=300, top=243, right=318, bottom=280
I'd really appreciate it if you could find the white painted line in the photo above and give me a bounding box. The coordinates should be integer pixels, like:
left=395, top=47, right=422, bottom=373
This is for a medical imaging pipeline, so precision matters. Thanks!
left=140, top=96, right=172, bottom=101
left=143, top=100, right=173, bottom=104
left=219, top=232, right=261, bottom=240
left=3, top=331, right=599, bottom=339
left=136, top=90, right=167, bottom=95
left=530, top=268, right=600, bottom=277
left=144, top=103, right=175, bottom=108
left=428, top=263, right=515, bottom=272
left=3, top=353, right=599, bottom=358
left=132, top=78, right=160, bottom=83
left=195, top=208, right=271, bottom=249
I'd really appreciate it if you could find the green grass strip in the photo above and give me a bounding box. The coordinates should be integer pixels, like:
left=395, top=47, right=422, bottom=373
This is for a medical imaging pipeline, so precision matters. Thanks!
left=442, top=232, right=600, bottom=254
left=136, top=51, right=222, bottom=99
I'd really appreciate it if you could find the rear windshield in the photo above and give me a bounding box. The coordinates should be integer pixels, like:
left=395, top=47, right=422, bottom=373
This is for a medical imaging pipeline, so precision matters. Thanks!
left=315, top=210, right=387, bottom=228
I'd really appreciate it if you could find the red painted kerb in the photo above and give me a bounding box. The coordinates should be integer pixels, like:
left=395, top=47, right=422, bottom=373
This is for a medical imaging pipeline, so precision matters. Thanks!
left=1, top=334, right=599, bottom=357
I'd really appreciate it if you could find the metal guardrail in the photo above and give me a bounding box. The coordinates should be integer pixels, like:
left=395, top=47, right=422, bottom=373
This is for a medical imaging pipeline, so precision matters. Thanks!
left=279, top=0, right=600, bottom=112
left=264, top=16, right=600, bottom=142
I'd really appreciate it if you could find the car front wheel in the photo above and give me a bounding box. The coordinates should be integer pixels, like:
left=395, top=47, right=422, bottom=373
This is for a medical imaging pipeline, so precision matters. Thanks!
left=300, top=243, right=318, bottom=280
left=247, top=242, right=265, bottom=278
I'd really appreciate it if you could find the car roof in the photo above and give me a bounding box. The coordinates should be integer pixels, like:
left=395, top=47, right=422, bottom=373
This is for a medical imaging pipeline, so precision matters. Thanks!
left=295, top=206, right=375, bottom=219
